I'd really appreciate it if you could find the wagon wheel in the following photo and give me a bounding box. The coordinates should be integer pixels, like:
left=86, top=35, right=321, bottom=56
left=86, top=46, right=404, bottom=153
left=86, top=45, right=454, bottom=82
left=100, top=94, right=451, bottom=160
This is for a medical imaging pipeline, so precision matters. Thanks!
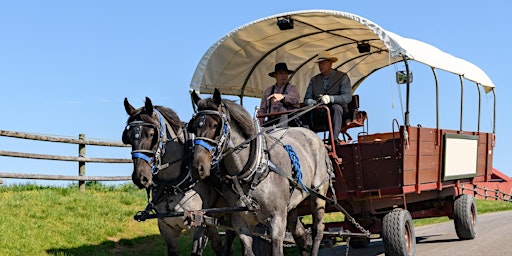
left=453, top=194, right=478, bottom=240
left=252, top=235, right=271, bottom=256
left=381, top=208, right=416, bottom=256
left=252, top=224, right=271, bottom=256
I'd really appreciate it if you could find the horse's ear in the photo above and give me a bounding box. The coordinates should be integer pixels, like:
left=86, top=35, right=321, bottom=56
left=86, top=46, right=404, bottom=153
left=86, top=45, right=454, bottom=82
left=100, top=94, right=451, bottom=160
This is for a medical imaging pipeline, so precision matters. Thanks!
left=213, top=88, right=222, bottom=105
left=191, top=90, right=201, bottom=105
left=124, top=98, right=136, bottom=116
left=144, top=97, right=154, bottom=116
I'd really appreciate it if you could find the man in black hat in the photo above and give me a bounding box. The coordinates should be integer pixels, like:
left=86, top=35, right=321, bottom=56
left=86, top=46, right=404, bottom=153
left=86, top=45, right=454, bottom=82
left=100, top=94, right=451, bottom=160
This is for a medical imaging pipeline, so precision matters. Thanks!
left=257, top=62, right=300, bottom=126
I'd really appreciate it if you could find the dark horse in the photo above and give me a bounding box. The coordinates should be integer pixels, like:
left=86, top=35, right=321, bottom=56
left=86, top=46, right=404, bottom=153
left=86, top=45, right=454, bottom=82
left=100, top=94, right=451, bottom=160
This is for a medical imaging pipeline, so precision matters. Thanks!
left=122, top=97, right=234, bottom=256
left=188, top=89, right=334, bottom=256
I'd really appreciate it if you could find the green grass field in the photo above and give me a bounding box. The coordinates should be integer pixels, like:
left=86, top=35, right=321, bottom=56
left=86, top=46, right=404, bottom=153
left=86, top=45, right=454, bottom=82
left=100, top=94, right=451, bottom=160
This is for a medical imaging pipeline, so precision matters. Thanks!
left=1, top=182, right=511, bottom=256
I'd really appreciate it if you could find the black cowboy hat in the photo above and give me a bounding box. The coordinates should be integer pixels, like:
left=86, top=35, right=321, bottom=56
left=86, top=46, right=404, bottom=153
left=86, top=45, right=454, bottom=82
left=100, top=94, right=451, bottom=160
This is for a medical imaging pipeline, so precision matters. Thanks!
left=268, top=62, right=294, bottom=77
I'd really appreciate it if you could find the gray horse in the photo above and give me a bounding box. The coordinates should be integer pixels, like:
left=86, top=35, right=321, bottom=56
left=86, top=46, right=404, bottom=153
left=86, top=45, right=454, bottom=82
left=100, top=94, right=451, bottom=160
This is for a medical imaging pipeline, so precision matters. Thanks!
left=188, top=89, right=333, bottom=256
left=123, top=97, right=234, bottom=256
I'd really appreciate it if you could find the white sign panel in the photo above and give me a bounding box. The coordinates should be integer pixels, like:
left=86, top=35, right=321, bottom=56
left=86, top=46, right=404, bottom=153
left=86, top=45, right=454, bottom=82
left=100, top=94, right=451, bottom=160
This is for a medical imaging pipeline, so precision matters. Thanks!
left=443, top=134, right=478, bottom=180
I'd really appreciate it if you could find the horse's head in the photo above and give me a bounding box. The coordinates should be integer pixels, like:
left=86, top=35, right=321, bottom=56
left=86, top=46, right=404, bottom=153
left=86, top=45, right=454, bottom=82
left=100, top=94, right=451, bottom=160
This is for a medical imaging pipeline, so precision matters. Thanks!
left=188, top=88, right=256, bottom=180
left=188, top=89, right=226, bottom=180
left=123, top=97, right=165, bottom=189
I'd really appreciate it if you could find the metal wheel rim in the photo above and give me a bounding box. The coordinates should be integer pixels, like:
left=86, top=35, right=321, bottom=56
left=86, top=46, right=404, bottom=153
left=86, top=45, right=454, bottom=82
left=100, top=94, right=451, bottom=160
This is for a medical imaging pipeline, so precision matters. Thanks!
left=405, top=221, right=412, bottom=254
left=470, top=203, right=477, bottom=228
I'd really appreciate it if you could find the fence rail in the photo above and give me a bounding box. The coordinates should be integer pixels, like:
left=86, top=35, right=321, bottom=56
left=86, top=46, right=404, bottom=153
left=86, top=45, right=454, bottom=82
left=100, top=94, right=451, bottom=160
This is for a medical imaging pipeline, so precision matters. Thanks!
left=0, top=129, right=132, bottom=190
left=461, top=184, right=512, bottom=203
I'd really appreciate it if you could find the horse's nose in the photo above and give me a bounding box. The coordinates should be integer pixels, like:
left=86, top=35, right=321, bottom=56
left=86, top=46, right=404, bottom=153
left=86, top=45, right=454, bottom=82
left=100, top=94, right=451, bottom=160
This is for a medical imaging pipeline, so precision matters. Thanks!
left=140, top=175, right=151, bottom=188
left=132, top=172, right=151, bottom=189
left=191, top=165, right=202, bottom=180
left=192, top=161, right=209, bottom=180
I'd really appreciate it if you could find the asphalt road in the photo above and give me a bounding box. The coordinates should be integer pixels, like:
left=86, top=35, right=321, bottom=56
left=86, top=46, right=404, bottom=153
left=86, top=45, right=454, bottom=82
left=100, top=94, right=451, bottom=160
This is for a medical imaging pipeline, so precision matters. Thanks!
left=318, top=210, right=512, bottom=256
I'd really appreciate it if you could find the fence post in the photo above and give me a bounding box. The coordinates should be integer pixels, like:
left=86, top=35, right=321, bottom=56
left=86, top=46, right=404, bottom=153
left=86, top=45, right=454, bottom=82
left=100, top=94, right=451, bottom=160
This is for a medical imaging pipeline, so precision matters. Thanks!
left=78, top=134, right=86, bottom=191
left=483, top=187, right=487, bottom=200
left=473, top=184, right=477, bottom=198
left=495, top=189, right=500, bottom=201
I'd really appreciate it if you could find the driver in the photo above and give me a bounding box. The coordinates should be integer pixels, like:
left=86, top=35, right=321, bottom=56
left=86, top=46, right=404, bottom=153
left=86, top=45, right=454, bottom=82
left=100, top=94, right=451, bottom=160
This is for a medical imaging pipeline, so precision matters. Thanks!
left=304, top=51, right=352, bottom=144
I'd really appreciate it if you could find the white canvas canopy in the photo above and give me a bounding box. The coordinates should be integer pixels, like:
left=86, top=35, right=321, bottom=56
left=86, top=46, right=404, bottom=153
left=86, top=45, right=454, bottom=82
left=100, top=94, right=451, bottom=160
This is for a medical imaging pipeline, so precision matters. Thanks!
left=190, top=9, right=495, bottom=99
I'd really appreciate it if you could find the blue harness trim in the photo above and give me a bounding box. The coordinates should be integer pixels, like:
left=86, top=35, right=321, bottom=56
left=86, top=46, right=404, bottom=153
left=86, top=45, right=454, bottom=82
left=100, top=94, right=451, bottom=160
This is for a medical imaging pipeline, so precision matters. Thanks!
left=284, top=144, right=308, bottom=193
left=194, top=139, right=216, bottom=154
left=132, top=152, right=159, bottom=174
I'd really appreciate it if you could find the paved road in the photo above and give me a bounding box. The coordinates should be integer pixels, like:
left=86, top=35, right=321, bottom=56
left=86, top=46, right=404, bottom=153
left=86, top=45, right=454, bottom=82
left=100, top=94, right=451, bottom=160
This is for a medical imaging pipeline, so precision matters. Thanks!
left=319, top=210, right=512, bottom=256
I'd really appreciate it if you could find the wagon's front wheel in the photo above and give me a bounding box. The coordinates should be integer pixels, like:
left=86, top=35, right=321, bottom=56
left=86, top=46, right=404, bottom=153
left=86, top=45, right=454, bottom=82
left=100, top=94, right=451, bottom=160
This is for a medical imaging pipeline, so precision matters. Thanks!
left=454, top=194, right=478, bottom=240
left=382, top=208, right=416, bottom=256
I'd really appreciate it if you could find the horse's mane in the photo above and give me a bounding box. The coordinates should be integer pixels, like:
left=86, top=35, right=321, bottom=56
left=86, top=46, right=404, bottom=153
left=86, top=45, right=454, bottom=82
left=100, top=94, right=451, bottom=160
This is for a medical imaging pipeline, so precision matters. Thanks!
left=155, top=106, right=185, bottom=128
left=197, top=98, right=256, bottom=139
left=127, top=105, right=185, bottom=132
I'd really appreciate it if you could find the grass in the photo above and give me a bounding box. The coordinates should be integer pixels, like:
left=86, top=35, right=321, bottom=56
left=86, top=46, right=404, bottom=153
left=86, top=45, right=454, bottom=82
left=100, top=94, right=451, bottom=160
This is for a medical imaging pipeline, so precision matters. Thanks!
left=0, top=182, right=167, bottom=256
left=1, top=182, right=511, bottom=255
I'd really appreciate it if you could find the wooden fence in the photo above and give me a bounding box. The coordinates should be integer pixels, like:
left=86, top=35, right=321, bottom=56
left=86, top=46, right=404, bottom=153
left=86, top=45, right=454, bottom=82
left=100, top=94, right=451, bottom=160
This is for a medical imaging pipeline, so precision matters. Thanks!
left=461, top=183, right=512, bottom=203
left=0, top=130, right=132, bottom=190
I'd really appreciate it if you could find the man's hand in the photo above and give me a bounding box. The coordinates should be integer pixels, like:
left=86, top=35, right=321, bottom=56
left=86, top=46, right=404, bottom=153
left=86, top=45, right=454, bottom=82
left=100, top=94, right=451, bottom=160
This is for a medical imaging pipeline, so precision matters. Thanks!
left=320, top=95, right=331, bottom=104
left=305, top=99, right=317, bottom=106
left=267, top=93, right=284, bottom=102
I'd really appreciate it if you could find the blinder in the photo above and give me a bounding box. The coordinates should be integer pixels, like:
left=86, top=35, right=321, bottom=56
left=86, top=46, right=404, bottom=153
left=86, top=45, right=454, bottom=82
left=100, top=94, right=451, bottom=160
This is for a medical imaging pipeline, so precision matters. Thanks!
left=189, top=108, right=231, bottom=166
left=126, top=121, right=157, bottom=143
left=125, top=109, right=168, bottom=175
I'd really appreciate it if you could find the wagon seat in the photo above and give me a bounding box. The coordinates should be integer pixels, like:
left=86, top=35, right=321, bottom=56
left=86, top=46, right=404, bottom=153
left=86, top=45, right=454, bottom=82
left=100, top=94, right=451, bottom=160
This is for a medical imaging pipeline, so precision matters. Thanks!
left=305, top=95, right=367, bottom=143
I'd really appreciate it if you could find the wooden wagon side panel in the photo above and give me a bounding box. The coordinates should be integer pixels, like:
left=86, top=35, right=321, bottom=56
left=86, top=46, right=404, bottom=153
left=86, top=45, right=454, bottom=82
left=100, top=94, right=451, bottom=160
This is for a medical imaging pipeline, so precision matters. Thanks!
left=403, top=127, right=441, bottom=186
left=337, top=132, right=403, bottom=192
left=402, top=127, right=494, bottom=190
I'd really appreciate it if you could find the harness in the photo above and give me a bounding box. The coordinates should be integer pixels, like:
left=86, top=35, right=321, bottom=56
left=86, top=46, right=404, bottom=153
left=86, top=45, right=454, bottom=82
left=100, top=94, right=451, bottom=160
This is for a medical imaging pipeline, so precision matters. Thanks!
left=191, top=105, right=316, bottom=211
left=128, top=108, right=204, bottom=221
left=191, top=106, right=231, bottom=169
left=129, top=108, right=170, bottom=175
left=126, top=108, right=197, bottom=196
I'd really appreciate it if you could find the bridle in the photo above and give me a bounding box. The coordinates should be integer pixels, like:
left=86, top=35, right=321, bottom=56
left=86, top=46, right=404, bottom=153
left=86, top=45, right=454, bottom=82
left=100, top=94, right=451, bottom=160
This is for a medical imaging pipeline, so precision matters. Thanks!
left=126, top=108, right=197, bottom=194
left=190, top=105, right=231, bottom=167
left=127, top=108, right=171, bottom=175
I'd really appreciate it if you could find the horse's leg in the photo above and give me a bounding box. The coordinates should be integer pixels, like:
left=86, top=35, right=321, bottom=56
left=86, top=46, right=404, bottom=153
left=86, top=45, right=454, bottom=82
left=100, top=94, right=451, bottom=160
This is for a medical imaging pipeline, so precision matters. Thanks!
left=309, top=192, right=327, bottom=256
left=238, top=232, right=255, bottom=256
left=231, top=214, right=256, bottom=256
left=191, top=226, right=209, bottom=256
left=221, top=229, right=237, bottom=256
left=287, top=208, right=309, bottom=256
left=204, top=224, right=227, bottom=256
left=158, top=219, right=181, bottom=256
left=270, top=214, right=287, bottom=256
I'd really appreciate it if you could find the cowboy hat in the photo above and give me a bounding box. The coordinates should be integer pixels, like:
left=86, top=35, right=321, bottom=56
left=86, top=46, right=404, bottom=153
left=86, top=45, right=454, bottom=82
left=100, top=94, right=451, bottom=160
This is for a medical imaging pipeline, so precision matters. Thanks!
left=268, top=62, right=294, bottom=77
left=315, top=51, right=338, bottom=63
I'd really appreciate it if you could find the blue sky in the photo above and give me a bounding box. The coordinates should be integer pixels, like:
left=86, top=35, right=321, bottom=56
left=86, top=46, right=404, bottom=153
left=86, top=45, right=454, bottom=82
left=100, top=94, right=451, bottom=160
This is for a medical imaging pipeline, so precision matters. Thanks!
left=1, top=1, right=510, bottom=185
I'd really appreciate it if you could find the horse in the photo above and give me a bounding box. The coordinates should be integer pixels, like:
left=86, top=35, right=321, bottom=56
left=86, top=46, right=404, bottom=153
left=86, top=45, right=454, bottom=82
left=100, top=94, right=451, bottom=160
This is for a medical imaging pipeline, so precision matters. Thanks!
left=188, top=88, right=334, bottom=256
left=122, top=97, right=235, bottom=256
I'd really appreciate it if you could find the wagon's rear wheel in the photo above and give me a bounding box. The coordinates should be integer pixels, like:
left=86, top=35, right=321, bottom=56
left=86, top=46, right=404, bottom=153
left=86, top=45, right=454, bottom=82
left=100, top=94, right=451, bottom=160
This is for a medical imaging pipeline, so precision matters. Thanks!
left=252, top=224, right=271, bottom=256
left=454, top=194, right=478, bottom=240
left=252, top=235, right=271, bottom=256
left=381, top=208, right=416, bottom=256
